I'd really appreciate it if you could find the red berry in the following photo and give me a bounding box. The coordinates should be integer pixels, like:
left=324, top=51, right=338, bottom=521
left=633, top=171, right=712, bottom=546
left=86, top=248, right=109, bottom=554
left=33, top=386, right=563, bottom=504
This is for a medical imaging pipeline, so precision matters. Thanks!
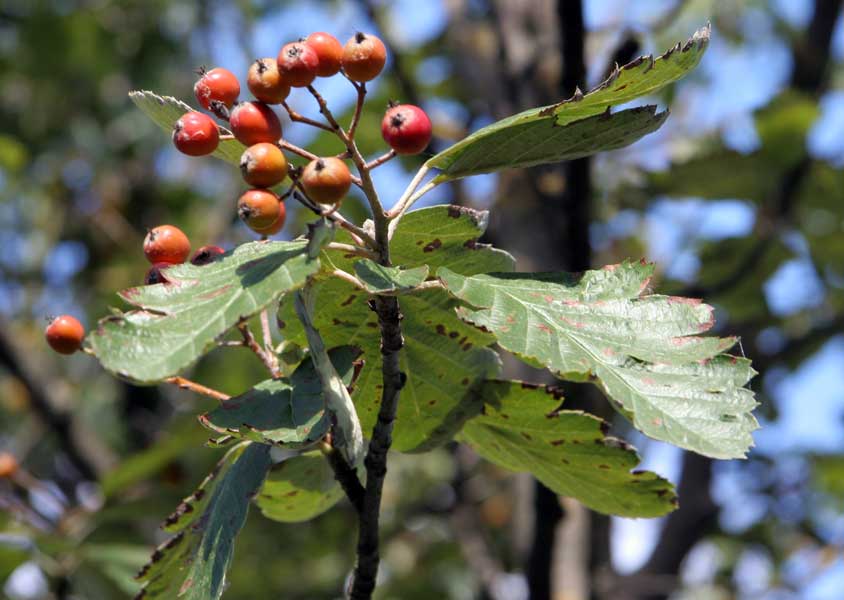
left=0, top=453, right=18, bottom=478
left=194, top=67, right=240, bottom=110
left=381, top=104, right=432, bottom=155
left=144, top=262, right=171, bottom=285
left=240, top=143, right=288, bottom=187
left=45, top=315, right=85, bottom=355
left=247, top=58, right=291, bottom=104
left=172, top=112, right=219, bottom=156
left=342, top=32, right=386, bottom=82
left=229, top=101, right=282, bottom=146
left=143, top=225, right=191, bottom=265
left=238, top=189, right=282, bottom=230
left=191, top=245, right=226, bottom=265
left=277, top=42, right=320, bottom=88
left=306, top=32, right=343, bottom=77
left=301, top=157, right=352, bottom=205
left=252, top=201, right=287, bottom=237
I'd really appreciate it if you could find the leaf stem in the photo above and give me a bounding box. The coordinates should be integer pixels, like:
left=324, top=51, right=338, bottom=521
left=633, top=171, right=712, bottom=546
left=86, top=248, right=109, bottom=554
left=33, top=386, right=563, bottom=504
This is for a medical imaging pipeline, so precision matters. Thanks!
left=237, top=323, right=280, bottom=378
left=320, top=435, right=365, bottom=513
left=347, top=80, right=367, bottom=141
left=278, top=139, right=319, bottom=162
left=282, top=101, right=336, bottom=133
left=164, top=376, right=231, bottom=402
left=364, top=150, right=396, bottom=171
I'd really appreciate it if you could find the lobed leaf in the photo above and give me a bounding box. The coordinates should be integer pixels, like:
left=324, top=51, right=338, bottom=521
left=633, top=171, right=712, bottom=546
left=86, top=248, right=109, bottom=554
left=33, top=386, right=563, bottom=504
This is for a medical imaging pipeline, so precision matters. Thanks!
left=426, top=25, right=710, bottom=181
left=87, top=240, right=319, bottom=384
left=460, top=380, right=677, bottom=517
left=129, top=90, right=245, bottom=165
left=134, top=443, right=271, bottom=600
left=199, top=347, right=359, bottom=446
left=353, top=260, right=429, bottom=294
left=255, top=452, right=346, bottom=523
left=439, top=261, right=759, bottom=459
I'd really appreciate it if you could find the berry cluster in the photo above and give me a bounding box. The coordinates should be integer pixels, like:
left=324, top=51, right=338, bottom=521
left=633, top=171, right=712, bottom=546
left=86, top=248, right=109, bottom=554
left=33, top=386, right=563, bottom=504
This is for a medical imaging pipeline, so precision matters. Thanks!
left=46, top=31, right=433, bottom=356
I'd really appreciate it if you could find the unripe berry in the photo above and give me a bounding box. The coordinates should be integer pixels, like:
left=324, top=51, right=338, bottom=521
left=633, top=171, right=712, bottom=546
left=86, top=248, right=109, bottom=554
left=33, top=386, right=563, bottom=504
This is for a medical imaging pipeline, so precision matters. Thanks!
left=143, top=225, right=191, bottom=265
left=342, top=32, right=386, bottom=82
left=172, top=111, right=219, bottom=156
left=45, top=315, right=85, bottom=355
left=0, top=452, right=18, bottom=478
left=240, top=143, right=288, bottom=187
left=252, top=202, right=287, bottom=237
left=191, top=245, right=226, bottom=265
left=247, top=58, right=291, bottom=104
left=277, top=42, right=319, bottom=88
left=238, top=189, right=282, bottom=230
left=306, top=32, right=343, bottom=77
left=229, top=101, right=282, bottom=146
left=381, top=103, right=432, bottom=155
left=301, top=157, right=352, bottom=205
left=144, top=262, right=171, bottom=285
left=194, top=67, right=240, bottom=110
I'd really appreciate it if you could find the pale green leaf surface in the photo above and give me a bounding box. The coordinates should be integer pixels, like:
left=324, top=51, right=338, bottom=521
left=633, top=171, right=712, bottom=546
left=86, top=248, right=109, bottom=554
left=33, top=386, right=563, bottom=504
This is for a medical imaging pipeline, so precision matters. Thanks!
left=459, top=380, right=677, bottom=517
left=439, top=262, right=758, bottom=458
left=426, top=26, right=709, bottom=179
left=87, top=241, right=319, bottom=384
left=135, top=443, right=271, bottom=600
left=129, top=90, right=245, bottom=165
left=255, top=452, right=345, bottom=523
left=353, top=260, right=429, bottom=293
left=199, top=347, right=359, bottom=446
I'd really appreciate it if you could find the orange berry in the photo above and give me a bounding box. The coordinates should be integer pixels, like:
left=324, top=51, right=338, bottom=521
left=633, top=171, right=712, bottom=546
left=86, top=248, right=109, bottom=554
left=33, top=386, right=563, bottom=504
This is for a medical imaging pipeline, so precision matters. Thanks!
left=247, top=58, right=291, bottom=104
left=0, top=452, right=18, bottom=478
left=238, top=189, right=282, bottom=230
left=301, top=157, right=352, bottom=205
left=45, top=315, right=85, bottom=355
left=342, top=32, right=386, bottom=82
left=229, top=101, right=283, bottom=146
left=143, top=225, right=191, bottom=265
left=306, top=32, right=344, bottom=77
left=194, top=67, right=240, bottom=110
left=240, top=143, right=288, bottom=187
left=252, top=201, right=287, bottom=237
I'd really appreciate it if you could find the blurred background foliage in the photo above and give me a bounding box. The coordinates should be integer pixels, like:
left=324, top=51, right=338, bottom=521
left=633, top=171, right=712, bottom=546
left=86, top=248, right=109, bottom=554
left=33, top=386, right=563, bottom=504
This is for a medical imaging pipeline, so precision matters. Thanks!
left=1, top=0, right=843, bottom=598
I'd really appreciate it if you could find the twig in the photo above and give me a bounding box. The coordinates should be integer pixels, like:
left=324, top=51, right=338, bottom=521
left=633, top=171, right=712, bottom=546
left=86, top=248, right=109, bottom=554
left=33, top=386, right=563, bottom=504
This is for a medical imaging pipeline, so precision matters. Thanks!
left=289, top=188, right=377, bottom=249
left=348, top=81, right=367, bottom=141
left=278, top=139, right=319, bottom=162
left=365, top=150, right=396, bottom=171
left=331, top=268, right=368, bottom=291
left=237, top=323, right=280, bottom=378
left=282, top=101, right=336, bottom=133
left=307, top=85, right=346, bottom=137
left=164, top=377, right=230, bottom=401
left=260, top=309, right=273, bottom=353
left=386, top=164, right=431, bottom=219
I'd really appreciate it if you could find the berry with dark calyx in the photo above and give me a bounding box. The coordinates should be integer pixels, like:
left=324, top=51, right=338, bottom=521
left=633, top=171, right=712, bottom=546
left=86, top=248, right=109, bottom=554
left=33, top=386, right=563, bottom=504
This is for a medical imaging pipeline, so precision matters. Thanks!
left=381, top=103, right=433, bottom=155
left=45, top=315, right=85, bottom=355
left=143, top=225, right=191, bottom=265
left=190, top=245, right=226, bottom=265
left=341, top=32, right=386, bottom=82
left=252, top=201, right=287, bottom=237
left=306, top=32, right=343, bottom=77
left=172, top=111, right=219, bottom=156
left=240, top=143, right=288, bottom=187
left=277, top=42, right=319, bottom=88
left=238, top=189, right=282, bottom=230
left=247, top=58, right=291, bottom=104
left=229, top=101, right=282, bottom=146
left=194, top=67, right=240, bottom=110
left=0, top=452, right=18, bottom=478
left=301, top=157, right=352, bottom=205
left=144, top=262, right=171, bottom=285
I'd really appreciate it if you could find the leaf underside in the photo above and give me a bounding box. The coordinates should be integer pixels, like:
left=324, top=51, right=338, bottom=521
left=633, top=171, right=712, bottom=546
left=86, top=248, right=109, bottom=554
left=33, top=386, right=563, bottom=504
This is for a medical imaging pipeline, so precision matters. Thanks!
left=87, top=241, right=319, bottom=384
left=134, top=443, right=271, bottom=600
left=255, top=451, right=346, bottom=523
left=199, top=347, right=359, bottom=446
left=129, top=90, right=245, bottom=165
left=439, top=261, right=758, bottom=459
left=426, top=25, right=710, bottom=180
left=353, top=259, right=429, bottom=293
left=459, top=380, right=677, bottom=517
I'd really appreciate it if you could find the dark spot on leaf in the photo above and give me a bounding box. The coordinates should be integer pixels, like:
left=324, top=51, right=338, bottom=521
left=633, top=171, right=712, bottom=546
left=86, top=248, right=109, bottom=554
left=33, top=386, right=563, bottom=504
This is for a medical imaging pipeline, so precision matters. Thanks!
left=435, top=324, right=446, bottom=335
left=449, top=331, right=459, bottom=339
left=428, top=400, right=436, bottom=406
left=366, top=321, right=378, bottom=328
left=615, top=84, right=628, bottom=91
left=657, top=489, right=669, bottom=497
left=416, top=240, right=424, bottom=245
left=447, top=205, right=463, bottom=218
left=550, top=439, right=565, bottom=446
left=520, top=432, right=532, bottom=441
left=461, top=378, right=469, bottom=385
left=341, top=294, right=357, bottom=306
left=423, top=239, right=442, bottom=252
left=561, top=458, right=569, bottom=465
left=598, top=464, right=610, bottom=470
left=499, top=413, right=509, bottom=419
left=631, top=470, right=645, bottom=476
left=285, top=491, right=299, bottom=497
left=464, top=239, right=477, bottom=249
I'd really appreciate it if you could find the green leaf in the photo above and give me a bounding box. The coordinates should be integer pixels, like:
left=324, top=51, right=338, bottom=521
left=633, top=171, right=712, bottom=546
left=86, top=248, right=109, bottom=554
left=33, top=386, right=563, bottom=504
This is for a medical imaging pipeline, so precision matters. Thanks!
left=87, top=240, right=319, bottom=384
left=279, top=281, right=501, bottom=452
left=426, top=26, right=709, bottom=180
left=135, top=443, right=271, bottom=600
left=129, top=90, right=245, bottom=165
left=255, top=452, right=345, bottom=523
left=353, top=260, right=429, bottom=293
left=389, top=205, right=515, bottom=275
left=460, top=380, right=677, bottom=517
left=199, top=347, right=359, bottom=446
left=439, top=261, right=758, bottom=459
